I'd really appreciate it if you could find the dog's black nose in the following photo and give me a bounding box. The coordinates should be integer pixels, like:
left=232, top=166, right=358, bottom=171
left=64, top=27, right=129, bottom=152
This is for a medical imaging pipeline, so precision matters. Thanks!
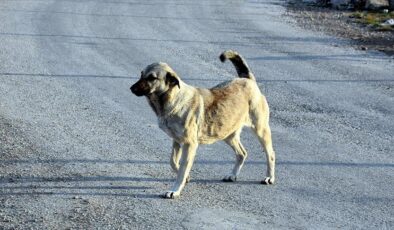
left=130, top=84, right=143, bottom=96
left=130, top=85, right=136, bottom=94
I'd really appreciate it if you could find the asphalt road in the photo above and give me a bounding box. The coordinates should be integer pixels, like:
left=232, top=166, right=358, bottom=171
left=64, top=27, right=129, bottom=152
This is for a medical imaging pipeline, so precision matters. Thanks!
left=0, top=0, right=393, bottom=229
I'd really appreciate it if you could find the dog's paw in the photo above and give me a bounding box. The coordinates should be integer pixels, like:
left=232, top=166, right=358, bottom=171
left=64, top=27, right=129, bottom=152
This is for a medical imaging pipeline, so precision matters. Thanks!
left=161, top=191, right=180, bottom=199
left=222, top=175, right=237, bottom=182
left=261, top=177, right=275, bottom=185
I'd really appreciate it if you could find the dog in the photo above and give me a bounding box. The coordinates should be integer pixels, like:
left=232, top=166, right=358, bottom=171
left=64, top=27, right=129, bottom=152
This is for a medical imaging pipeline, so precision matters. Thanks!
left=130, top=50, right=275, bottom=199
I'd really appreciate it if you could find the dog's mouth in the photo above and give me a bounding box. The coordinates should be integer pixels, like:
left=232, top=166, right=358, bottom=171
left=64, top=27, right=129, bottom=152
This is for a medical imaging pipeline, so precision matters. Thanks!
left=132, top=90, right=145, bottom=97
left=130, top=84, right=151, bottom=97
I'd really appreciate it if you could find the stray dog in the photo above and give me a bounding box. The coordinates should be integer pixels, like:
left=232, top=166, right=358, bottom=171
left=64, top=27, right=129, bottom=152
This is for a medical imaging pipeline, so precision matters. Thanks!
left=130, top=50, right=275, bottom=199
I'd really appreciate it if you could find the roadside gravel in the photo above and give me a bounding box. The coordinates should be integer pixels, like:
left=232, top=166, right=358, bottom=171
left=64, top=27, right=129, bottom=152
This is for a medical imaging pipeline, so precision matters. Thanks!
left=285, top=0, right=394, bottom=55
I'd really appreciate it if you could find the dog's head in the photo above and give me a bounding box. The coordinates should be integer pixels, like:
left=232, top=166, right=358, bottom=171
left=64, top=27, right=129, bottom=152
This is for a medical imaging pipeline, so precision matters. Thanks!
left=130, top=62, right=180, bottom=97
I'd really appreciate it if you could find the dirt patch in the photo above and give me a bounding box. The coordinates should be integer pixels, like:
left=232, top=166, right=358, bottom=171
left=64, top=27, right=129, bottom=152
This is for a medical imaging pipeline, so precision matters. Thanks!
left=285, top=1, right=394, bottom=56
left=0, top=116, right=36, bottom=161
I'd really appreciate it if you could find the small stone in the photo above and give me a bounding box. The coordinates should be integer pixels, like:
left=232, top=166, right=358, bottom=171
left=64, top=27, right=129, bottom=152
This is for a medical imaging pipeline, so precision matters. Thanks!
left=366, top=0, right=389, bottom=10
left=381, top=19, right=394, bottom=26
left=361, top=46, right=368, bottom=50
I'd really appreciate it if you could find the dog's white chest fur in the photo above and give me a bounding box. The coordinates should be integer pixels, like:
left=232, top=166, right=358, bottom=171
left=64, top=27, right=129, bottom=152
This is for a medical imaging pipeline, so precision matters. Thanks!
left=158, top=116, right=184, bottom=142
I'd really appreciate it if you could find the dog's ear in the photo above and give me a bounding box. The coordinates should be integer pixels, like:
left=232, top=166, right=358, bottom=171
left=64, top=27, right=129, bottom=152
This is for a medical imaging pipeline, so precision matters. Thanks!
left=166, top=72, right=180, bottom=88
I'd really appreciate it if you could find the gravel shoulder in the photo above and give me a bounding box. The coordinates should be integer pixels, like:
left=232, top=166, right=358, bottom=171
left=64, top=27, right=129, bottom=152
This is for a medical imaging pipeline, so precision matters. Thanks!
left=0, top=0, right=393, bottom=229
left=285, top=0, right=394, bottom=55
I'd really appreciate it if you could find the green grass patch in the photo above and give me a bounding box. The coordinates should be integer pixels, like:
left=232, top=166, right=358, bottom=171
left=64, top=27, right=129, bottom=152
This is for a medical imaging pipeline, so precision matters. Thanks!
left=350, top=11, right=394, bottom=30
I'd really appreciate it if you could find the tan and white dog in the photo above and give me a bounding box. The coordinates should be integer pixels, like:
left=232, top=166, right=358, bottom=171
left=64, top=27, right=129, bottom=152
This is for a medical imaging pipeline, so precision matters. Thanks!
left=130, top=50, right=275, bottom=199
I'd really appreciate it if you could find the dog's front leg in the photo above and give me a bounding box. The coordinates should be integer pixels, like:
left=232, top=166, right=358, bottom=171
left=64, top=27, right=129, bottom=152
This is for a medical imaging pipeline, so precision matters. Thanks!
left=170, top=141, right=181, bottom=172
left=163, top=142, right=198, bottom=199
left=170, top=141, right=191, bottom=183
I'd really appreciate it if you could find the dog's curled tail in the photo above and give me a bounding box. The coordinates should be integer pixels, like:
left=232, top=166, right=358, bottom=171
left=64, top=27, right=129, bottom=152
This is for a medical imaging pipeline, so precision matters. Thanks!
left=219, top=50, right=255, bottom=81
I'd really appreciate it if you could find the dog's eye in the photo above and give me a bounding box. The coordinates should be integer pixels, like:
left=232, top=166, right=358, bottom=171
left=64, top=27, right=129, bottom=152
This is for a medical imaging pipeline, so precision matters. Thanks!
left=146, top=75, right=156, bottom=81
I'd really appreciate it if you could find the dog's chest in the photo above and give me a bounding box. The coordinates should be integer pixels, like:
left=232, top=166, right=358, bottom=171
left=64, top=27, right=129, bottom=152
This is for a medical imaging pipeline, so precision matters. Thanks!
left=158, top=116, right=184, bottom=141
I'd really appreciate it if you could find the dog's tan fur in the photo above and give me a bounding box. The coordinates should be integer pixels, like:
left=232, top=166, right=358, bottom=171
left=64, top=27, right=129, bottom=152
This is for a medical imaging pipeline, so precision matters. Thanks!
left=131, top=50, right=275, bottom=199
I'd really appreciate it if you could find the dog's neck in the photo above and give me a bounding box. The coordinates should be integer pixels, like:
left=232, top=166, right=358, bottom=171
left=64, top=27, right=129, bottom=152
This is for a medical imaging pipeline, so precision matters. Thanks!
left=146, top=81, right=191, bottom=117
left=146, top=92, right=169, bottom=117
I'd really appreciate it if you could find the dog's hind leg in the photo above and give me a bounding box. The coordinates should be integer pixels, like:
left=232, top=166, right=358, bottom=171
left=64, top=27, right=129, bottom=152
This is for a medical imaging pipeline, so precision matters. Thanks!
left=251, top=100, right=276, bottom=184
left=223, top=129, right=248, bottom=182
left=256, top=125, right=275, bottom=185
left=170, top=141, right=190, bottom=183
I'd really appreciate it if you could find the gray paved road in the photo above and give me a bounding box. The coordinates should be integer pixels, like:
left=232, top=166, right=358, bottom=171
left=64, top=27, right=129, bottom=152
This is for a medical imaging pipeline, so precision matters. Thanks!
left=0, top=0, right=393, bottom=229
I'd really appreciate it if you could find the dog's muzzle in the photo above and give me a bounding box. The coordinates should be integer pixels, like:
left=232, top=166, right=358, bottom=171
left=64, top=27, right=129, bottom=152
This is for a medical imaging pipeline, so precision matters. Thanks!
left=130, top=84, right=141, bottom=96
left=130, top=82, right=149, bottom=97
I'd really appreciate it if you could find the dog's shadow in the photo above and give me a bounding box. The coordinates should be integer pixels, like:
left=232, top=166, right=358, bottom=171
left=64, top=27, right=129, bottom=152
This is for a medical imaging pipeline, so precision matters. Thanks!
left=2, top=158, right=391, bottom=199
left=0, top=174, right=261, bottom=199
